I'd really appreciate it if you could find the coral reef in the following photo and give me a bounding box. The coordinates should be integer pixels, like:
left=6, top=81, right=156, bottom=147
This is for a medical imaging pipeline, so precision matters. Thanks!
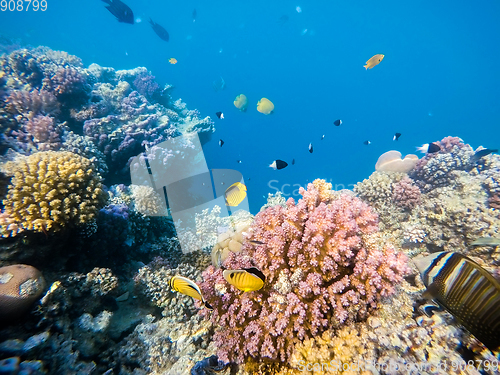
left=1, top=151, right=107, bottom=234
left=200, top=179, right=410, bottom=364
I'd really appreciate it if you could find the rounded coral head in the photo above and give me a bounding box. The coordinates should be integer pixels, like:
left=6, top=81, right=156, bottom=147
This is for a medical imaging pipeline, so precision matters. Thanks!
left=200, top=179, right=410, bottom=364
left=3, top=151, right=107, bottom=233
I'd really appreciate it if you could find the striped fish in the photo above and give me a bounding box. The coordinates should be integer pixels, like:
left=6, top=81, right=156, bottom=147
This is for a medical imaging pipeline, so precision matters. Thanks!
left=414, top=251, right=500, bottom=353
left=223, top=267, right=265, bottom=292
left=169, top=275, right=212, bottom=310
left=224, top=182, right=247, bottom=207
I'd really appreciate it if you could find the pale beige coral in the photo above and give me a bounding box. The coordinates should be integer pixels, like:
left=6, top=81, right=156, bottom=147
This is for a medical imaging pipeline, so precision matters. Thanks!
left=375, top=150, right=419, bottom=173
left=130, top=184, right=168, bottom=216
left=2, top=151, right=107, bottom=233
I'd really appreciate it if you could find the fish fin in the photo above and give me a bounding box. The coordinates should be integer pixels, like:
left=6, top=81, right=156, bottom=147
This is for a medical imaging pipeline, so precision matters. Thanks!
left=204, top=301, right=213, bottom=310
left=364, top=65, right=368, bottom=70
left=422, top=282, right=440, bottom=300
left=243, top=267, right=266, bottom=282
left=418, top=302, right=442, bottom=317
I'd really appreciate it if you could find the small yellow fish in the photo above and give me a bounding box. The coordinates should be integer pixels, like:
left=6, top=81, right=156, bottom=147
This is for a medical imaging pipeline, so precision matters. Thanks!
left=169, top=275, right=212, bottom=309
left=364, top=54, right=384, bottom=70
left=169, top=58, right=177, bottom=64
left=257, top=98, right=274, bottom=114
left=223, top=267, right=265, bottom=292
left=225, top=182, right=247, bottom=207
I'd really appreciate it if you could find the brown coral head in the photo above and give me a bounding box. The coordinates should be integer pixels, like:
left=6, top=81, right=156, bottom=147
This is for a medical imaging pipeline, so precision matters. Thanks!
left=0, top=264, right=46, bottom=320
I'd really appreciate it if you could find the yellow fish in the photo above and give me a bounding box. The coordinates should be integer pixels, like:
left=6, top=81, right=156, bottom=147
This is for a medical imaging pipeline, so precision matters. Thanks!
left=169, top=275, right=212, bottom=309
left=225, top=182, right=247, bottom=207
left=223, top=267, right=265, bottom=292
left=257, top=98, right=274, bottom=114
left=364, top=54, right=384, bottom=69
left=169, top=58, right=177, bottom=64
left=234, top=94, right=248, bottom=111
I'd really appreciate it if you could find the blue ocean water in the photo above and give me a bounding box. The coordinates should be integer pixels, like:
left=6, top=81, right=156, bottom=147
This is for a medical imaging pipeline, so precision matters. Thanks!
left=1, top=0, right=500, bottom=213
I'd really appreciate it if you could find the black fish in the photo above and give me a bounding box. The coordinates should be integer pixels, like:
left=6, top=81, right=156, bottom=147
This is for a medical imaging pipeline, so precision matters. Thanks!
left=219, top=139, right=224, bottom=147
left=471, top=148, right=498, bottom=163
left=427, top=142, right=441, bottom=153
left=308, top=143, right=313, bottom=153
left=215, top=111, right=224, bottom=119
left=192, top=9, right=197, bottom=22
left=102, top=0, right=134, bottom=24
left=149, top=18, right=169, bottom=41
left=414, top=251, right=500, bottom=353
left=363, top=140, right=371, bottom=145
left=269, top=159, right=288, bottom=170
left=333, top=119, right=342, bottom=126
left=393, top=132, right=401, bottom=141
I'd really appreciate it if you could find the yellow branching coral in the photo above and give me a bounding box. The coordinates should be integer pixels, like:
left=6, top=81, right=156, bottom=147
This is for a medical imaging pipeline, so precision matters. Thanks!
left=2, top=151, right=107, bottom=233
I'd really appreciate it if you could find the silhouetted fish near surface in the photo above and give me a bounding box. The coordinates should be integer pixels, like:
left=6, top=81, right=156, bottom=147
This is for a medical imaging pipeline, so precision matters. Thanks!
left=321, top=135, right=325, bottom=140
left=219, top=139, right=224, bottom=147
left=414, top=251, right=500, bottom=353
left=363, top=140, right=371, bottom=145
left=292, top=159, right=295, bottom=165
left=149, top=18, right=169, bottom=41
left=102, top=0, right=134, bottom=24
left=333, top=119, right=342, bottom=126
left=393, top=132, right=401, bottom=141
left=308, top=143, right=313, bottom=153
left=215, top=111, right=224, bottom=119
left=471, top=148, right=498, bottom=163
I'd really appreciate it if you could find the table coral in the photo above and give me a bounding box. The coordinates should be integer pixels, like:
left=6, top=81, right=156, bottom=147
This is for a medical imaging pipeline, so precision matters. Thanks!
left=200, top=179, right=410, bottom=364
left=2, top=151, right=107, bottom=233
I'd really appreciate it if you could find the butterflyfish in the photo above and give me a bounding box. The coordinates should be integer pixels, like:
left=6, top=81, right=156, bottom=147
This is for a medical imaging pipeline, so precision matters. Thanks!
left=257, top=98, right=274, bottom=114
left=169, top=275, right=212, bottom=309
left=269, top=159, right=288, bottom=170
left=224, top=182, right=247, bottom=207
left=414, top=251, right=500, bottom=353
left=364, top=54, right=384, bottom=69
left=168, top=58, right=177, bottom=64
left=234, top=94, right=248, bottom=111
left=223, top=267, right=265, bottom=292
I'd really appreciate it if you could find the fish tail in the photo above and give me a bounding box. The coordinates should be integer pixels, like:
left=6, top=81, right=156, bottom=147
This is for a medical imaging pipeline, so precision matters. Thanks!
left=363, top=65, right=368, bottom=70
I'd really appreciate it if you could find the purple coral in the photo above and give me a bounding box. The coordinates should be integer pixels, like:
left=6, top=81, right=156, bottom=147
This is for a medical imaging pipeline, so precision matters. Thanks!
left=42, top=66, right=89, bottom=98
left=200, top=180, right=410, bottom=364
left=392, top=176, right=421, bottom=210
left=10, top=115, right=62, bottom=152
left=133, top=71, right=160, bottom=98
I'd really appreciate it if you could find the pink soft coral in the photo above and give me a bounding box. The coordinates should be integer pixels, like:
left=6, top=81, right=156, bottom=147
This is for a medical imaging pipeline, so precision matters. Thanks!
left=200, top=179, right=410, bottom=364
